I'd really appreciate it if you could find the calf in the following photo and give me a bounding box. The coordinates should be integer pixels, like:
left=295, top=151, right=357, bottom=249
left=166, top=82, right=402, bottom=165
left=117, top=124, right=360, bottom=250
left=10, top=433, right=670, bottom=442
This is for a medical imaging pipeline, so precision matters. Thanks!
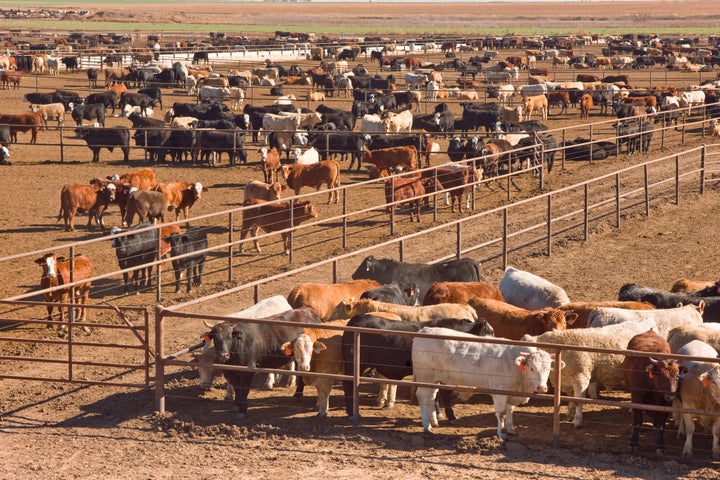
left=57, top=180, right=116, bottom=231
left=34, top=253, right=93, bottom=327
left=622, top=329, right=681, bottom=455
left=243, top=180, right=284, bottom=202
left=259, top=147, right=281, bottom=183
left=0, top=112, right=42, bottom=143
left=165, top=227, right=208, bottom=293
left=363, top=145, right=418, bottom=178
left=29, top=103, right=65, bottom=130
left=499, top=266, right=570, bottom=310
left=124, top=189, right=167, bottom=225
left=281, top=160, right=341, bottom=204
left=155, top=181, right=205, bottom=222
left=384, top=176, right=424, bottom=222
left=239, top=198, right=318, bottom=255
left=71, top=103, right=107, bottom=127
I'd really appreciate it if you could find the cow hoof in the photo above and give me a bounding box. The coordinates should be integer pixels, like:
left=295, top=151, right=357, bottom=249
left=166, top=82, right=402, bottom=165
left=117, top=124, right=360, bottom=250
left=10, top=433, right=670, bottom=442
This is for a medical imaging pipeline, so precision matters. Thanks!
left=655, top=448, right=665, bottom=457
left=235, top=412, right=247, bottom=420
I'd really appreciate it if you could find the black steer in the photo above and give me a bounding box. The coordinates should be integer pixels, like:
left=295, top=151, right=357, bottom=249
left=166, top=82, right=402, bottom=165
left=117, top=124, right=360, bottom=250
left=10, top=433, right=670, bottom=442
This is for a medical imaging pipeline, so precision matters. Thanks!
left=75, top=126, right=130, bottom=162
left=166, top=227, right=208, bottom=293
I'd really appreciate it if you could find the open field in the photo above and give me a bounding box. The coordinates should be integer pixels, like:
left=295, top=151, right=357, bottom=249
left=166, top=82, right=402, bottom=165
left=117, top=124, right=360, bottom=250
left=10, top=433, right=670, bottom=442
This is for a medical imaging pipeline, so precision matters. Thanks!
left=2, top=2, right=720, bottom=479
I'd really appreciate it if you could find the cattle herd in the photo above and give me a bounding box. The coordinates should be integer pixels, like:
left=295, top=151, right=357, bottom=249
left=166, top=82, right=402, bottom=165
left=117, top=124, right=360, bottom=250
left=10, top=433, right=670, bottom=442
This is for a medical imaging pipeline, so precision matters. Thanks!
left=193, top=257, right=720, bottom=459
left=6, top=30, right=720, bottom=462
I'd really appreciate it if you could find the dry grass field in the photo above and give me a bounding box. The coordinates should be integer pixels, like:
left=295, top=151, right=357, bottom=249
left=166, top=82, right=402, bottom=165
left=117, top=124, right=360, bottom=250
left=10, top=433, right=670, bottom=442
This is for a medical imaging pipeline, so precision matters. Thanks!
left=2, top=2, right=720, bottom=479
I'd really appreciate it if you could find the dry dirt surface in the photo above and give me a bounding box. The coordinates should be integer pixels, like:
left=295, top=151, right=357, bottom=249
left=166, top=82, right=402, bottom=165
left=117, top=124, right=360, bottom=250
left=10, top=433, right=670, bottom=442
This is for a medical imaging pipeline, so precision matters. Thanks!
left=2, top=2, right=720, bottom=479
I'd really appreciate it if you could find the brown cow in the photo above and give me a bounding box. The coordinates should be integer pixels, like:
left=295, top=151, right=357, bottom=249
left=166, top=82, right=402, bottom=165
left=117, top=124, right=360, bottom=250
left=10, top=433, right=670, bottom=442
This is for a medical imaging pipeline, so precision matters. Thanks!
left=154, top=181, right=206, bottom=221
left=384, top=176, right=424, bottom=222
left=1, top=70, right=22, bottom=89
left=57, top=180, right=116, bottom=231
left=287, top=279, right=382, bottom=320
left=558, top=300, right=656, bottom=329
left=421, top=164, right=474, bottom=213
left=623, top=95, right=657, bottom=110
left=0, top=112, right=42, bottom=143
left=281, top=160, right=341, bottom=204
left=467, top=297, right=576, bottom=340
left=363, top=145, right=418, bottom=178
left=239, top=198, right=318, bottom=255
left=124, top=189, right=167, bottom=225
left=622, top=329, right=681, bottom=455
left=580, top=93, right=593, bottom=120
left=108, top=168, right=157, bottom=191
left=576, top=74, right=601, bottom=83
left=670, top=278, right=715, bottom=293
left=423, top=281, right=504, bottom=306
left=259, top=146, right=281, bottom=183
left=523, top=94, right=548, bottom=120
left=34, top=253, right=93, bottom=328
left=104, top=67, right=130, bottom=85
left=243, top=180, right=285, bottom=202
left=548, top=90, right=570, bottom=115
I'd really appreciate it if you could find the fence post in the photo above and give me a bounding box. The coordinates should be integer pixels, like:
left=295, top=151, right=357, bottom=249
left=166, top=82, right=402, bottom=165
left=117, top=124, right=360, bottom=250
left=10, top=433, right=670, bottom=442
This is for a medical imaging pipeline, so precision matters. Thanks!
left=228, top=211, right=234, bottom=281
left=342, top=187, right=348, bottom=249
left=546, top=194, right=552, bottom=256
left=583, top=183, right=589, bottom=241
left=155, top=305, right=166, bottom=413
left=502, top=208, right=508, bottom=269
left=59, top=124, right=65, bottom=163
left=456, top=222, right=462, bottom=260
left=552, top=347, right=563, bottom=449
left=675, top=154, right=680, bottom=205
left=156, top=226, right=163, bottom=302
left=700, top=144, right=706, bottom=194
left=644, top=164, right=650, bottom=216
left=615, top=173, right=621, bottom=228
left=289, top=198, right=295, bottom=264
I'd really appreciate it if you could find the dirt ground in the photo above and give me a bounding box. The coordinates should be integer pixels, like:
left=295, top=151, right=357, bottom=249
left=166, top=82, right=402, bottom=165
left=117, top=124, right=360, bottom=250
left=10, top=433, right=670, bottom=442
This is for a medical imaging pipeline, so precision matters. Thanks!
left=2, top=2, right=720, bottom=479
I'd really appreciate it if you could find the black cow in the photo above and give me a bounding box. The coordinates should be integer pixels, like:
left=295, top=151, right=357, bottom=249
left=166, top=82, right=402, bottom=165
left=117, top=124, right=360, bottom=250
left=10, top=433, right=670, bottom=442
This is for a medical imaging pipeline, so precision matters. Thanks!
left=203, top=306, right=323, bottom=419
left=447, top=136, right=467, bottom=162
left=85, top=92, right=118, bottom=114
left=165, top=128, right=197, bottom=163
left=341, top=314, right=494, bottom=420
left=352, top=99, right=376, bottom=118
left=618, top=283, right=720, bottom=322
left=193, top=129, right=247, bottom=165
left=165, top=227, right=208, bottom=293
left=514, top=133, right=558, bottom=173
left=194, top=119, right=235, bottom=130
left=615, top=120, right=644, bottom=154
left=75, top=126, right=130, bottom=163
left=460, top=105, right=500, bottom=135
left=138, top=87, right=163, bottom=110
left=562, top=137, right=617, bottom=161
left=372, top=93, right=396, bottom=113
left=71, top=103, right=106, bottom=127
left=368, top=133, right=427, bottom=154
left=22, top=92, right=55, bottom=104
left=126, top=112, right=165, bottom=129
left=318, top=110, right=354, bottom=131
left=351, top=256, right=482, bottom=301
left=87, top=68, right=98, bottom=88
left=337, top=48, right=358, bottom=61
left=110, top=221, right=158, bottom=293
left=270, top=84, right=284, bottom=96
left=119, top=92, right=156, bottom=116
left=133, top=127, right=171, bottom=162
left=61, top=56, right=80, bottom=73
left=150, top=69, right=176, bottom=87
left=192, top=51, right=209, bottom=65
left=306, top=130, right=366, bottom=170
left=172, top=102, right=229, bottom=120
left=360, top=282, right=420, bottom=306
left=433, top=110, right=455, bottom=138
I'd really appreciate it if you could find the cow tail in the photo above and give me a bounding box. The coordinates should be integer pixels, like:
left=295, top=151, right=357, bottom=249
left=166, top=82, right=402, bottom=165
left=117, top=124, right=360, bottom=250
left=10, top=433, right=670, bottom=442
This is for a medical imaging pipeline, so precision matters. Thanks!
left=473, top=260, right=482, bottom=281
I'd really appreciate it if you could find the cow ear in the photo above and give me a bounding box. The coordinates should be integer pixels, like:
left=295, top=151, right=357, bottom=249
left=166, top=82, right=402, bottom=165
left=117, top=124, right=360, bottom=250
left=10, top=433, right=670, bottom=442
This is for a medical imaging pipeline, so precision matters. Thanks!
left=515, top=355, right=527, bottom=371
left=646, top=363, right=655, bottom=379
left=565, top=313, right=578, bottom=325
left=314, top=341, right=327, bottom=354
left=700, top=372, right=710, bottom=388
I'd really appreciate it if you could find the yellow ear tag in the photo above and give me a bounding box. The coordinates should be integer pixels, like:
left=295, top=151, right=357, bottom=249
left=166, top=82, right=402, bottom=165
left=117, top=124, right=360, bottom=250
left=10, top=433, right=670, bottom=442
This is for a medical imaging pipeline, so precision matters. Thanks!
left=703, top=378, right=710, bottom=388
left=519, top=363, right=526, bottom=372
left=285, top=347, right=292, bottom=356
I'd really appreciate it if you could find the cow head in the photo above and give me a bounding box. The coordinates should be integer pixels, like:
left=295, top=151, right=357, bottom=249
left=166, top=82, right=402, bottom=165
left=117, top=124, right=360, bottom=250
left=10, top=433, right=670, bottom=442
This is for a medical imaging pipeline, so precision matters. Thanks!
left=516, top=349, right=564, bottom=394
left=646, top=357, right=682, bottom=403
left=190, top=182, right=204, bottom=200
left=699, top=366, right=720, bottom=404
left=34, top=253, right=58, bottom=278
left=281, top=334, right=325, bottom=373
left=202, top=320, right=233, bottom=363
left=351, top=255, right=376, bottom=280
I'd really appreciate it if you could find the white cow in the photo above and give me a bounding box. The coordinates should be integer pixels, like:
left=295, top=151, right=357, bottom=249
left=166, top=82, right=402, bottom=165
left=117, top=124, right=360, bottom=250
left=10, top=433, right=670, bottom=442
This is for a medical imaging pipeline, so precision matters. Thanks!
left=194, top=295, right=294, bottom=397
left=382, top=109, right=413, bottom=133
left=523, top=319, right=656, bottom=428
left=291, top=147, right=319, bottom=165
left=498, top=267, right=570, bottom=310
left=228, top=87, right=245, bottom=111
left=360, top=113, right=385, bottom=132
left=413, top=327, right=561, bottom=438
left=198, top=85, right=230, bottom=103
left=674, top=340, right=720, bottom=459
left=679, top=90, right=706, bottom=109
left=587, top=303, right=704, bottom=337
left=426, top=81, right=440, bottom=102
left=185, top=76, right=198, bottom=95
left=405, top=72, right=428, bottom=89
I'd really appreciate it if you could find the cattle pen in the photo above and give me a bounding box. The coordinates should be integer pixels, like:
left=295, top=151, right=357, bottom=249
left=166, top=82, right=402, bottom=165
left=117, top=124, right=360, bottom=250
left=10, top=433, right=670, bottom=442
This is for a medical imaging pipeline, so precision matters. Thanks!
left=3, top=140, right=720, bottom=456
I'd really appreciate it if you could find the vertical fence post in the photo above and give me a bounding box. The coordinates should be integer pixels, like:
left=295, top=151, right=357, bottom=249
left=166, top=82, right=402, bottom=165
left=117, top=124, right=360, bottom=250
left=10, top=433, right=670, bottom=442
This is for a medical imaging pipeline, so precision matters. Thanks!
left=700, top=144, right=706, bottom=194
left=156, top=225, right=163, bottom=303
left=644, top=164, right=650, bottom=216
left=675, top=154, right=680, bottom=205
left=552, top=347, right=563, bottom=449
left=352, top=331, right=361, bottom=422
left=228, top=211, right=234, bottom=281
left=289, top=198, right=295, bottom=264
left=546, top=194, right=552, bottom=256
left=502, top=208, right=508, bottom=270
left=155, top=306, right=165, bottom=413
left=67, top=245, right=75, bottom=382
left=342, top=188, right=348, bottom=250
left=399, top=239, right=405, bottom=262
left=456, top=222, right=462, bottom=260
left=59, top=125, right=65, bottom=163
left=584, top=183, right=589, bottom=241
left=615, top=173, right=620, bottom=228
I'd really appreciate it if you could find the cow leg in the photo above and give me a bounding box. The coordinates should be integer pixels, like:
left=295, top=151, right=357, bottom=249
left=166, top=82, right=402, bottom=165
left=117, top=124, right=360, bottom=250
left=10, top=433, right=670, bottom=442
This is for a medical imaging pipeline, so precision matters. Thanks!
left=712, top=419, right=720, bottom=459
left=681, top=413, right=695, bottom=458
left=173, top=264, right=183, bottom=293
left=650, top=411, right=669, bottom=455
left=231, top=373, right=254, bottom=420
left=570, top=377, right=590, bottom=428
left=194, top=262, right=204, bottom=288
left=629, top=406, right=644, bottom=452
left=416, top=386, right=438, bottom=433
left=293, top=375, right=306, bottom=400
left=438, top=388, right=456, bottom=422
left=491, top=395, right=510, bottom=439
left=92, top=148, right=100, bottom=163
left=314, top=378, right=333, bottom=417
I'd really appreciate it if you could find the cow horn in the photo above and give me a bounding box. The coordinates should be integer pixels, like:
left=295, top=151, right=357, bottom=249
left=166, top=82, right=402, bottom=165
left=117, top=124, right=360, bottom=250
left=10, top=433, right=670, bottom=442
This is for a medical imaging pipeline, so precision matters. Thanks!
left=203, top=320, right=215, bottom=329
